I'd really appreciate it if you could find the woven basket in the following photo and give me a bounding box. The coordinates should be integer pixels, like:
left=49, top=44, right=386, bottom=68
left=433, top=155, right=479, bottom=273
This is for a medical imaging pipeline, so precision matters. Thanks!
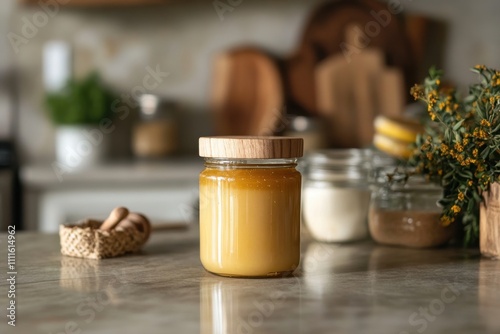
left=60, top=219, right=148, bottom=259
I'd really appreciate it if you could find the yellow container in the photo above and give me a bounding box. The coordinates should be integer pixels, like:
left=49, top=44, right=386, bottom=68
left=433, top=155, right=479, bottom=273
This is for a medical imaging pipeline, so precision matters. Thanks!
left=199, top=136, right=304, bottom=278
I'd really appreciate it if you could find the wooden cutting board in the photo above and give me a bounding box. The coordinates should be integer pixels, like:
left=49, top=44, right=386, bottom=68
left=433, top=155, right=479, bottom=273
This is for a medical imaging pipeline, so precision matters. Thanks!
left=211, top=47, right=283, bottom=136
left=284, top=0, right=414, bottom=116
left=316, top=47, right=405, bottom=148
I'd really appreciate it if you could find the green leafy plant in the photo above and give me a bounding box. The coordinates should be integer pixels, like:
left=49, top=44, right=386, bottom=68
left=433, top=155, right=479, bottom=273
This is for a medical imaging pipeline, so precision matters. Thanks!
left=46, top=72, right=116, bottom=125
left=410, top=66, right=500, bottom=246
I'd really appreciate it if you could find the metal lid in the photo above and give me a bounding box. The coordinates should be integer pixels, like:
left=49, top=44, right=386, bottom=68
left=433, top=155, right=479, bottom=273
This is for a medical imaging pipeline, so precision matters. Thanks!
left=199, top=136, right=304, bottom=159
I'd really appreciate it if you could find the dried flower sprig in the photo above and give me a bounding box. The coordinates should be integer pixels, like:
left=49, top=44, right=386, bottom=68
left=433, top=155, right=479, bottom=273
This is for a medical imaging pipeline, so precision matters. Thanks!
left=410, top=66, right=500, bottom=246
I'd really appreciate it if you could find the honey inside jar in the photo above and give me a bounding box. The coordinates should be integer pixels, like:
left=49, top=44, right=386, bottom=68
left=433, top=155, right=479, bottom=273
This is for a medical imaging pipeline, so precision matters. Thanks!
left=200, top=165, right=301, bottom=277
left=199, top=136, right=303, bottom=278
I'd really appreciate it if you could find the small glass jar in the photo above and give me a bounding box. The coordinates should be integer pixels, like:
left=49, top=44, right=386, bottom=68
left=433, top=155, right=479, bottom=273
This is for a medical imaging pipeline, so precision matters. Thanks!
left=369, top=168, right=454, bottom=248
left=302, top=149, right=372, bottom=242
left=132, top=94, right=177, bottom=158
left=199, top=136, right=304, bottom=278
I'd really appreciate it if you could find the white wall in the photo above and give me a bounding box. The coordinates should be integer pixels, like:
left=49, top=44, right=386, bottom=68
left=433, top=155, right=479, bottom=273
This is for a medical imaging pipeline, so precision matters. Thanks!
left=2, top=0, right=500, bottom=162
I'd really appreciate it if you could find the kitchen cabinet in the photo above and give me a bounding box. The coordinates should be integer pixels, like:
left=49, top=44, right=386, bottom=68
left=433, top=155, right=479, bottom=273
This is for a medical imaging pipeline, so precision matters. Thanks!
left=21, top=159, right=201, bottom=232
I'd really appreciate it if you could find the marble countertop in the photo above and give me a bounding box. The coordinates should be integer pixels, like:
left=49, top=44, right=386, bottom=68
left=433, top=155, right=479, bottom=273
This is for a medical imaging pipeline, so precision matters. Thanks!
left=1, top=229, right=499, bottom=334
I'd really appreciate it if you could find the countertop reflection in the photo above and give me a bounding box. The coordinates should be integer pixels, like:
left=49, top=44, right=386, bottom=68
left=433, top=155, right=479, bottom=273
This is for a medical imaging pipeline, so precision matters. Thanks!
left=1, top=229, right=498, bottom=334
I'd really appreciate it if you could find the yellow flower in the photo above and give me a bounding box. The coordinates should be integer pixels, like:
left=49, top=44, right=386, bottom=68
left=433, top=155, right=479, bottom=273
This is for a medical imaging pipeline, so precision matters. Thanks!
left=411, top=84, right=424, bottom=100
left=474, top=64, right=486, bottom=71
left=480, top=119, right=491, bottom=127
left=463, top=158, right=476, bottom=166
left=454, top=142, right=464, bottom=152
left=440, top=143, right=449, bottom=154
left=492, top=73, right=500, bottom=87
left=474, top=128, right=489, bottom=139
left=468, top=180, right=474, bottom=187
left=481, top=175, right=491, bottom=184
left=451, top=205, right=461, bottom=214
left=473, top=148, right=478, bottom=157
left=427, top=90, right=438, bottom=108
left=428, top=110, right=437, bottom=120
left=441, top=215, right=454, bottom=226
left=458, top=192, right=465, bottom=201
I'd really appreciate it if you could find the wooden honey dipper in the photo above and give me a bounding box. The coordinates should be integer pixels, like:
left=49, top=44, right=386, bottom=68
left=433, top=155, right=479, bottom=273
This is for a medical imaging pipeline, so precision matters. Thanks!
left=118, top=213, right=152, bottom=245
left=100, top=207, right=129, bottom=231
left=100, top=207, right=152, bottom=244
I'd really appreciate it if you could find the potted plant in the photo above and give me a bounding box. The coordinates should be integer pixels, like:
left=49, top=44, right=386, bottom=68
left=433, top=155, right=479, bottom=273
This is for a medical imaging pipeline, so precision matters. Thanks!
left=410, top=66, right=500, bottom=257
left=46, top=73, right=116, bottom=170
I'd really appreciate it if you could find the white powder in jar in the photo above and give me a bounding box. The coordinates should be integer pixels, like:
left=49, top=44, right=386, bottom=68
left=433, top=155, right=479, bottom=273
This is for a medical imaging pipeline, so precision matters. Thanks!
left=303, top=186, right=370, bottom=242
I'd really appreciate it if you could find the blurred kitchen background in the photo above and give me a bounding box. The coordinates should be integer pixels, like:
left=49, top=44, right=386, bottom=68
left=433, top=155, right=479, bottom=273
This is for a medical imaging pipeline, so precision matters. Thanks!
left=1, top=0, right=500, bottom=231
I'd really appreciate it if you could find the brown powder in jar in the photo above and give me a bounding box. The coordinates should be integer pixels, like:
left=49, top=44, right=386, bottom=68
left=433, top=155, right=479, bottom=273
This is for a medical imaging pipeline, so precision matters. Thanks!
left=368, top=208, right=455, bottom=248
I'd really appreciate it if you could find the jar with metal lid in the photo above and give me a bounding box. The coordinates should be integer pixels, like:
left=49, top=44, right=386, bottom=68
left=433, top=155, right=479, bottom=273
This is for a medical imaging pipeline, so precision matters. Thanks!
left=199, top=136, right=304, bottom=278
left=369, top=168, right=455, bottom=248
left=302, top=149, right=373, bottom=243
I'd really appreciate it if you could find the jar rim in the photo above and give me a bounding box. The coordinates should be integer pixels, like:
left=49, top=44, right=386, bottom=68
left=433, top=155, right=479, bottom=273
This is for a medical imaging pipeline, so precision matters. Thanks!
left=370, top=167, right=443, bottom=192
left=204, top=157, right=298, bottom=168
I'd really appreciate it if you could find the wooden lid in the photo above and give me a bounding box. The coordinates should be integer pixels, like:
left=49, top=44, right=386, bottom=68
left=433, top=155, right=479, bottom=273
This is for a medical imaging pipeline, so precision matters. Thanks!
left=199, top=136, right=304, bottom=159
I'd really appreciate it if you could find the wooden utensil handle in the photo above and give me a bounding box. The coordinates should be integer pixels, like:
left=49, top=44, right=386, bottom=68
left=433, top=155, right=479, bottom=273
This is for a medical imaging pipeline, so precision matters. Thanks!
left=100, top=207, right=129, bottom=231
left=126, top=213, right=152, bottom=243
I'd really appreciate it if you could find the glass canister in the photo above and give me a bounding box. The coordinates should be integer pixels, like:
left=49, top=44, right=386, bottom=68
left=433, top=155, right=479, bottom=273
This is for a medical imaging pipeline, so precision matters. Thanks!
left=302, top=149, right=372, bottom=243
left=199, top=136, right=304, bottom=278
left=369, top=168, right=455, bottom=248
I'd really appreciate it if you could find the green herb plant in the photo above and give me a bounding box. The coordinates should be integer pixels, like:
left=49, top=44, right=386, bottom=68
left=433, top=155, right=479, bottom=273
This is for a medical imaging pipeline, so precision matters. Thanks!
left=46, top=72, right=116, bottom=125
left=410, top=65, right=500, bottom=246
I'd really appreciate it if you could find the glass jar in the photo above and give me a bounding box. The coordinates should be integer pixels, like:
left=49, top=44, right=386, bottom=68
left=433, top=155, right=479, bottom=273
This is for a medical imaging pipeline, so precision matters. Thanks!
left=199, top=136, right=303, bottom=278
left=302, top=149, right=372, bottom=243
left=369, top=168, right=454, bottom=248
left=282, top=116, right=328, bottom=153
left=132, top=94, right=178, bottom=158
